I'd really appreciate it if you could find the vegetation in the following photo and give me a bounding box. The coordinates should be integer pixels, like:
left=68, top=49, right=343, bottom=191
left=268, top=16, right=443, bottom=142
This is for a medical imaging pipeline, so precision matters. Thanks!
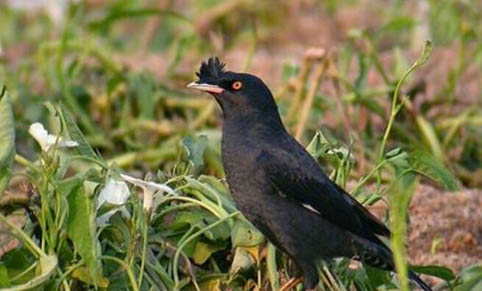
left=0, top=1, right=480, bottom=290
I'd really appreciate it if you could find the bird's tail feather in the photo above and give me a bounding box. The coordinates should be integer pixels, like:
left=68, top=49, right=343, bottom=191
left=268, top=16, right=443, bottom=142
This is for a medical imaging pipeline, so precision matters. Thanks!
left=409, top=271, right=433, bottom=291
left=353, top=238, right=433, bottom=291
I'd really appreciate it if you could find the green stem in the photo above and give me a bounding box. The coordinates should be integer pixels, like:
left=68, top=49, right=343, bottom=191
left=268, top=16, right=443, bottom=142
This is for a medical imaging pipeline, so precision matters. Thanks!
left=137, top=216, right=147, bottom=289
left=267, top=243, right=280, bottom=291
left=101, top=256, right=139, bottom=291
left=14, top=154, right=39, bottom=173
left=172, top=212, right=240, bottom=290
left=376, top=41, right=432, bottom=185
left=0, top=213, right=44, bottom=257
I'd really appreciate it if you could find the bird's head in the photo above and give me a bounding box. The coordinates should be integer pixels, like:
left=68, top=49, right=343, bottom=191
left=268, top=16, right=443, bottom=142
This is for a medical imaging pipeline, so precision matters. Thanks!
left=187, top=57, right=279, bottom=119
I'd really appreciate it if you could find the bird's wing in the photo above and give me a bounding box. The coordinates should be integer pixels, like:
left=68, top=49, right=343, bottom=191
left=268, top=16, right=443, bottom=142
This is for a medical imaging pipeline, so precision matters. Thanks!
left=257, top=150, right=390, bottom=244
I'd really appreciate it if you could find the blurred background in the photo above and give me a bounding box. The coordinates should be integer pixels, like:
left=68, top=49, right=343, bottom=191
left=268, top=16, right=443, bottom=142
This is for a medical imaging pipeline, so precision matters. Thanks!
left=0, top=0, right=480, bottom=290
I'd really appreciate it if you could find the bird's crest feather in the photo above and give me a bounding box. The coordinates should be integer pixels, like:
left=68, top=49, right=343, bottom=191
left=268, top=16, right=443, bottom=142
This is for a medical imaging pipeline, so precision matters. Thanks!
left=196, top=57, right=226, bottom=81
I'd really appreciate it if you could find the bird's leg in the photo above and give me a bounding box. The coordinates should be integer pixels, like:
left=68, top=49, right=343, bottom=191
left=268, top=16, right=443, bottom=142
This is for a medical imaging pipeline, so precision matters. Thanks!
left=279, top=277, right=302, bottom=291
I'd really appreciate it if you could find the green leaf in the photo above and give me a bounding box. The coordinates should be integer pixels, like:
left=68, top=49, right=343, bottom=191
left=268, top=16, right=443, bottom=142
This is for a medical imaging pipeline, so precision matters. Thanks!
left=0, top=87, right=15, bottom=198
left=414, top=40, right=432, bottom=67
left=0, top=168, right=12, bottom=200
left=230, top=247, right=256, bottom=274
left=266, top=243, right=280, bottom=291
left=193, top=278, right=222, bottom=291
left=0, top=263, right=9, bottom=287
left=456, top=265, right=482, bottom=291
left=365, top=265, right=392, bottom=288
left=408, top=151, right=457, bottom=191
left=71, top=267, right=109, bottom=288
left=182, top=135, right=208, bottom=169
left=415, top=115, right=443, bottom=161
left=169, top=210, right=230, bottom=241
left=65, top=178, right=103, bottom=285
left=58, top=104, right=104, bottom=164
left=231, top=219, right=264, bottom=248
left=306, top=131, right=329, bottom=158
left=0, top=255, right=58, bottom=291
left=192, top=241, right=226, bottom=265
left=389, top=170, right=417, bottom=291
left=0, top=248, right=34, bottom=283
left=409, top=265, right=455, bottom=282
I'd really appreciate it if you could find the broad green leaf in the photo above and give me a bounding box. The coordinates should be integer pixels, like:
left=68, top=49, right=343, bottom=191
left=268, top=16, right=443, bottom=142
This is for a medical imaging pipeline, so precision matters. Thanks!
left=365, top=265, right=392, bottom=288
left=231, top=219, right=264, bottom=248
left=66, top=179, right=103, bottom=285
left=408, top=151, right=457, bottom=191
left=182, top=135, right=208, bottom=169
left=0, top=263, right=9, bottom=287
left=192, top=241, right=225, bottom=264
left=58, top=104, right=103, bottom=164
left=409, top=265, right=455, bottom=282
left=0, top=87, right=15, bottom=198
left=185, top=177, right=236, bottom=213
left=389, top=171, right=417, bottom=291
left=0, top=248, right=34, bottom=283
left=455, top=265, right=482, bottom=291
left=71, top=267, right=109, bottom=288
left=0, top=255, right=58, bottom=291
left=168, top=210, right=206, bottom=231
left=198, top=175, right=229, bottom=196
left=230, top=247, right=256, bottom=274
left=194, top=278, right=222, bottom=291
left=169, top=210, right=230, bottom=241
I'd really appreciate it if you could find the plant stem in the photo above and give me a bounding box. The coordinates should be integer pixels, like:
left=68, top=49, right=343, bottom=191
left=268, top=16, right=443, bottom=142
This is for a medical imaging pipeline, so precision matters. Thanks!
left=376, top=41, right=432, bottom=185
left=14, top=154, right=39, bottom=173
left=101, top=256, right=140, bottom=291
left=172, top=211, right=240, bottom=290
left=137, top=213, right=148, bottom=289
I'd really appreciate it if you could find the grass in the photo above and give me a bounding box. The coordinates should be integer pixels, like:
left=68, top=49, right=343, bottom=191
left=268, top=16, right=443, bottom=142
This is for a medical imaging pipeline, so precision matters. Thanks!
left=0, top=0, right=481, bottom=290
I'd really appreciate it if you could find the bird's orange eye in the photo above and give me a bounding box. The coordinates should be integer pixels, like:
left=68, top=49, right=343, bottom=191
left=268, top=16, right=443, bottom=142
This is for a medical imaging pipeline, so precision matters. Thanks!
left=232, top=81, right=243, bottom=90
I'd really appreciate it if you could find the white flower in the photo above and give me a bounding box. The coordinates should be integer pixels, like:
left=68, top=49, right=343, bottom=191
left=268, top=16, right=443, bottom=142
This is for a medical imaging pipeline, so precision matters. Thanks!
left=29, top=122, right=78, bottom=152
left=97, top=179, right=131, bottom=225
left=120, top=174, right=175, bottom=215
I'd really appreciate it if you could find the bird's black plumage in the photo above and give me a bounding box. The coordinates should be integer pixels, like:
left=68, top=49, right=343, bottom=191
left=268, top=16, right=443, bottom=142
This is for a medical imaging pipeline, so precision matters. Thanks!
left=188, top=57, right=432, bottom=291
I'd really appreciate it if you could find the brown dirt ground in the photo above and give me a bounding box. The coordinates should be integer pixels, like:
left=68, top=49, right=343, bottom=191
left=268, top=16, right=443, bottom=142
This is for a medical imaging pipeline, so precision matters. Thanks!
left=367, top=184, right=481, bottom=275
left=407, top=185, right=481, bottom=272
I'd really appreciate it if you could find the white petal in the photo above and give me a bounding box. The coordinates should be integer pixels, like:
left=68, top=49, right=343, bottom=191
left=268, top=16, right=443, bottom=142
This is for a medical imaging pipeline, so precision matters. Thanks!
left=29, top=122, right=50, bottom=150
left=28, top=122, right=78, bottom=151
left=120, top=174, right=175, bottom=214
left=97, top=179, right=131, bottom=207
left=120, top=174, right=175, bottom=194
left=58, top=140, right=79, bottom=148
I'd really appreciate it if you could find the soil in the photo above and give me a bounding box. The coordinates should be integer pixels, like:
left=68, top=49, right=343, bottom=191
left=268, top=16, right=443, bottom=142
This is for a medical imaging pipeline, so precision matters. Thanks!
left=407, top=185, right=481, bottom=272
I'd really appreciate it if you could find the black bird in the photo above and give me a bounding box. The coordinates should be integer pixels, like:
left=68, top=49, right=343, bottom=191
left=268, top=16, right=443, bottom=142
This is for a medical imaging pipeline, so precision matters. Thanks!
left=187, top=57, right=432, bottom=291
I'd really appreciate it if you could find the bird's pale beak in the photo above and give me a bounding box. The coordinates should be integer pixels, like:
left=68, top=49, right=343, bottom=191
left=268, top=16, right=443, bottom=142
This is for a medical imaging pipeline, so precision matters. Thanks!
left=186, top=82, right=224, bottom=94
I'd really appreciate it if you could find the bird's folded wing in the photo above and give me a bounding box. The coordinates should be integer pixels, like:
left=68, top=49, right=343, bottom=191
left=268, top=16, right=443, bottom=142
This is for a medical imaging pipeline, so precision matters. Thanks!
left=257, top=150, right=390, bottom=244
